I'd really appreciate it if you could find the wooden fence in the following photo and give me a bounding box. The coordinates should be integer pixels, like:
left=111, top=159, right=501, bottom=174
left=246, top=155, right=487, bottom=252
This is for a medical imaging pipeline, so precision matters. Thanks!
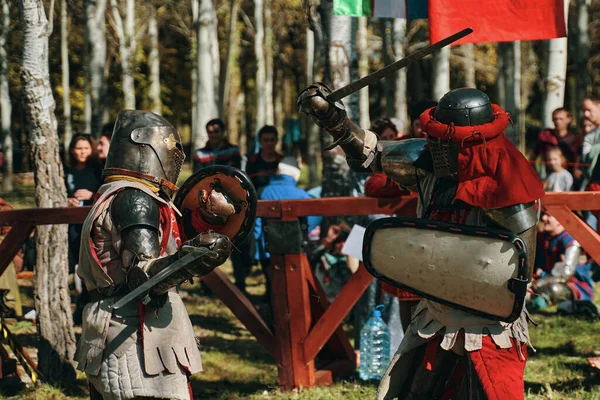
left=0, top=192, right=599, bottom=389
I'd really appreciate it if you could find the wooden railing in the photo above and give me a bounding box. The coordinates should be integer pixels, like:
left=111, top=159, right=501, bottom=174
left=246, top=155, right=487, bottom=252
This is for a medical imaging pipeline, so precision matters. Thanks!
left=0, top=192, right=599, bottom=389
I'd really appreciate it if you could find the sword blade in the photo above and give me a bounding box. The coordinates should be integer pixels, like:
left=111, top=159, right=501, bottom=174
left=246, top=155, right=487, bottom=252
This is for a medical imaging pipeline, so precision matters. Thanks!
left=111, top=248, right=216, bottom=310
left=326, top=28, right=473, bottom=103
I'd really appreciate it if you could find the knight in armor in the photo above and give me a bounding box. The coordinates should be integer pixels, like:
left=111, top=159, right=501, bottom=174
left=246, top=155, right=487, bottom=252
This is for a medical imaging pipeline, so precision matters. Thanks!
left=75, top=110, right=233, bottom=399
left=298, top=84, right=545, bottom=399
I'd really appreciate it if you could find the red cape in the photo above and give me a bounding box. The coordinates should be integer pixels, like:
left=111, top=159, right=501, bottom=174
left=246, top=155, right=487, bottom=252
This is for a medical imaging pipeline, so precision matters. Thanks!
left=420, top=105, right=544, bottom=209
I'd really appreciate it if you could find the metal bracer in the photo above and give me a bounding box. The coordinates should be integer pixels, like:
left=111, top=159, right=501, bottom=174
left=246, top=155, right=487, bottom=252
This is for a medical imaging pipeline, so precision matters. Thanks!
left=298, top=83, right=380, bottom=173
left=379, top=139, right=429, bottom=191
left=483, top=201, right=539, bottom=280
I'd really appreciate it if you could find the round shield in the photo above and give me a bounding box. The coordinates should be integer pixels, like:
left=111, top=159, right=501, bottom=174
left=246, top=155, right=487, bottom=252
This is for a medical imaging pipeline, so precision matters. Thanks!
left=174, top=166, right=257, bottom=247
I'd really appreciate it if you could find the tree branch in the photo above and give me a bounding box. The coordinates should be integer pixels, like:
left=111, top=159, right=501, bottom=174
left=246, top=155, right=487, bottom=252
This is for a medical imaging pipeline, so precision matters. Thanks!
left=109, top=0, right=125, bottom=40
left=44, top=0, right=56, bottom=37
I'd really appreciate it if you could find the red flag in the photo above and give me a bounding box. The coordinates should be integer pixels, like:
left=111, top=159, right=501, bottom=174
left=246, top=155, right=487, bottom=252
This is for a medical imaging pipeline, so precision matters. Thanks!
left=429, top=0, right=566, bottom=45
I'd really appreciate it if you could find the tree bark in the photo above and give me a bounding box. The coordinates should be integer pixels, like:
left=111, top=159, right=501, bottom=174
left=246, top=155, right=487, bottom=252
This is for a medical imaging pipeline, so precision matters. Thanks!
left=110, top=0, right=136, bottom=110
left=254, top=0, right=266, bottom=131
left=194, top=0, right=219, bottom=150
left=18, top=0, right=76, bottom=384
left=357, top=17, right=369, bottom=129
left=497, top=42, right=521, bottom=149
left=576, top=0, right=590, bottom=116
left=264, top=0, right=274, bottom=125
left=84, top=0, right=107, bottom=137
left=321, top=2, right=363, bottom=199
left=393, top=18, right=407, bottom=124
left=148, top=3, right=161, bottom=114
left=306, top=0, right=323, bottom=188
left=60, top=0, right=71, bottom=155
left=380, top=19, right=394, bottom=117
left=432, top=46, right=450, bottom=101
left=0, top=0, right=12, bottom=192
left=463, top=43, right=476, bottom=88
left=218, top=0, right=240, bottom=118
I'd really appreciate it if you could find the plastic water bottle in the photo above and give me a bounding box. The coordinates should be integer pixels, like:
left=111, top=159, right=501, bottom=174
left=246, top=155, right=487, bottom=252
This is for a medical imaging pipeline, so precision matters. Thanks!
left=359, top=304, right=391, bottom=380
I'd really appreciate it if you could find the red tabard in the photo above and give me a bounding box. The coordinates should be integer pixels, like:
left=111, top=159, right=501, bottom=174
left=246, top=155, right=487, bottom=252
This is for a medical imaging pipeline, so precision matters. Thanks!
left=420, top=105, right=544, bottom=209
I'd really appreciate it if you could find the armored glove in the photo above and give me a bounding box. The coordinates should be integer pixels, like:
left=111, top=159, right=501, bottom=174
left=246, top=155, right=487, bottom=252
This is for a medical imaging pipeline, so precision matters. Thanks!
left=145, top=231, right=232, bottom=295
left=297, top=83, right=347, bottom=136
left=127, top=231, right=232, bottom=302
left=298, top=82, right=380, bottom=172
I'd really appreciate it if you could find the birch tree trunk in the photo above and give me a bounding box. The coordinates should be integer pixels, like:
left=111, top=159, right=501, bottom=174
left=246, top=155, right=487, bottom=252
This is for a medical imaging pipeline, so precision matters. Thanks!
left=84, top=0, right=107, bottom=136
left=432, top=46, right=450, bottom=100
left=18, top=0, right=76, bottom=383
left=380, top=19, right=394, bottom=117
left=393, top=18, right=407, bottom=123
left=542, top=0, right=569, bottom=128
left=218, top=0, right=239, bottom=118
left=191, top=0, right=198, bottom=136
left=357, top=17, right=369, bottom=129
left=322, top=3, right=363, bottom=199
left=306, top=0, right=324, bottom=188
left=264, top=0, right=274, bottom=125
left=498, top=42, right=521, bottom=148
left=254, top=0, right=265, bottom=131
left=194, top=0, right=219, bottom=150
left=60, top=0, right=71, bottom=154
left=110, top=0, right=137, bottom=110
left=576, top=0, right=589, bottom=114
left=148, top=3, right=161, bottom=114
left=463, top=43, right=476, bottom=88
left=0, top=0, right=12, bottom=192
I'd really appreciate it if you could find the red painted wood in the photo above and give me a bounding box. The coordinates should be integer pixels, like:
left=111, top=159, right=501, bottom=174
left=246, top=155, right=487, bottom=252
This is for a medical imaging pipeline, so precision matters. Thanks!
left=304, top=257, right=356, bottom=363
left=303, top=265, right=374, bottom=362
left=270, top=255, right=295, bottom=390
left=542, top=191, right=600, bottom=209
left=0, top=222, right=34, bottom=278
left=201, top=269, right=277, bottom=359
left=284, top=253, right=315, bottom=388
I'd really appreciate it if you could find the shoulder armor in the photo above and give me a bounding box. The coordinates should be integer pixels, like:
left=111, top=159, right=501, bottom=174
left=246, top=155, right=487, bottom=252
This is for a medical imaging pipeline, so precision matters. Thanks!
left=483, top=201, right=538, bottom=234
left=379, top=138, right=430, bottom=190
left=111, top=189, right=160, bottom=233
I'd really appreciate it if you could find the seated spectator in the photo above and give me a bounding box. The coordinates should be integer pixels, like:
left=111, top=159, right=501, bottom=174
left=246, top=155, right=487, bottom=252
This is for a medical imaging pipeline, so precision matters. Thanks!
left=254, top=157, right=321, bottom=299
left=544, top=147, right=573, bottom=192
left=530, top=108, right=579, bottom=179
left=530, top=213, right=595, bottom=314
left=0, top=198, right=23, bottom=317
left=193, top=118, right=241, bottom=172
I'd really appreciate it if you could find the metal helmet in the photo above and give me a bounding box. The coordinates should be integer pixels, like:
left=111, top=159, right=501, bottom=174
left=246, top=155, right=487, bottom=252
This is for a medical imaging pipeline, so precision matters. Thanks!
left=104, top=110, right=185, bottom=192
left=433, top=88, right=495, bottom=126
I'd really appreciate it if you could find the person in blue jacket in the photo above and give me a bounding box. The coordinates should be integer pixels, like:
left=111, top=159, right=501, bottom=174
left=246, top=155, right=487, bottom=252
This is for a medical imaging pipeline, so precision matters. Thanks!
left=254, top=156, right=321, bottom=299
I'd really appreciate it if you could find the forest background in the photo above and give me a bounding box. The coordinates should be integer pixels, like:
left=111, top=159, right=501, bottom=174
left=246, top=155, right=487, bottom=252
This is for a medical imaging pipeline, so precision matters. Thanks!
left=1, top=0, right=600, bottom=192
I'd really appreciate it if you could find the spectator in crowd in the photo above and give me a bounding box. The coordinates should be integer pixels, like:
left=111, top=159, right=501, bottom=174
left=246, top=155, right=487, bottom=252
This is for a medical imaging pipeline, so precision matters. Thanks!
left=530, top=107, right=579, bottom=179
left=0, top=198, right=23, bottom=317
left=580, top=97, right=600, bottom=187
left=64, top=133, right=103, bottom=324
left=193, top=118, right=241, bottom=172
left=573, top=118, right=596, bottom=184
left=231, top=125, right=282, bottom=294
left=407, top=99, right=438, bottom=139
left=530, top=213, right=596, bottom=315
left=544, top=147, right=573, bottom=192
left=254, top=157, right=321, bottom=300
left=97, top=123, right=114, bottom=166
left=246, top=125, right=282, bottom=192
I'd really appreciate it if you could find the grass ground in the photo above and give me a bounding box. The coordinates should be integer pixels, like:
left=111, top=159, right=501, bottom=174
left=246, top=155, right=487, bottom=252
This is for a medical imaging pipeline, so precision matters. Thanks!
left=1, top=173, right=600, bottom=399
